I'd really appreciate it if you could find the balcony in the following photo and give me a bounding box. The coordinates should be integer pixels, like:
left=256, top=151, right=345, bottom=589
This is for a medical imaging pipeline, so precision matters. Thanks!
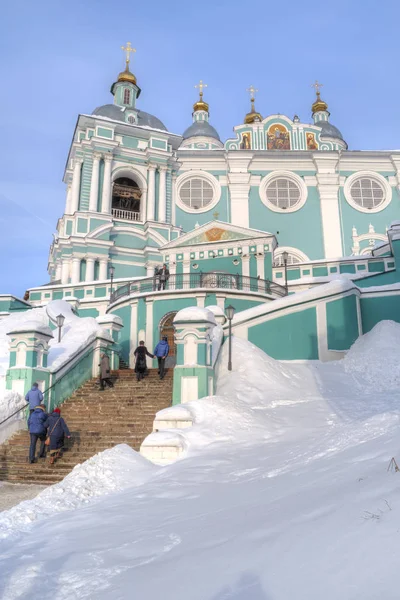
left=111, top=208, right=141, bottom=221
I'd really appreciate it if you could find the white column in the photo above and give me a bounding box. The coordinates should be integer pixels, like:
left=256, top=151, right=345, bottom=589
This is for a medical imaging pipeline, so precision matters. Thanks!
left=89, top=152, right=102, bottom=212
left=129, top=301, right=139, bottom=367
left=171, top=172, right=177, bottom=226
left=71, top=257, right=81, bottom=284
left=256, top=255, right=264, bottom=279
left=61, top=260, right=70, bottom=284
left=70, top=157, right=84, bottom=214
left=147, top=165, right=156, bottom=221
left=158, top=166, right=167, bottom=223
left=86, top=257, right=95, bottom=282
left=145, top=299, right=154, bottom=364
left=65, top=182, right=72, bottom=214
left=55, top=263, right=62, bottom=281
left=99, top=258, right=108, bottom=280
left=101, top=154, right=113, bottom=214
left=241, top=255, right=250, bottom=278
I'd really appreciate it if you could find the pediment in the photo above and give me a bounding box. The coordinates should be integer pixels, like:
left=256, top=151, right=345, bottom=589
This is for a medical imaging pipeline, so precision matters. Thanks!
left=161, top=221, right=274, bottom=250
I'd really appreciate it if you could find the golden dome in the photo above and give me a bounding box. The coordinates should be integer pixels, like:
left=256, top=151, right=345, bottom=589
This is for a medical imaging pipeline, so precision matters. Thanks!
left=118, top=66, right=137, bottom=85
left=244, top=109, right=263, bottom=124
left=312, top=91, right=328, bottom=114
left=193, top=99, right=209, bottom=113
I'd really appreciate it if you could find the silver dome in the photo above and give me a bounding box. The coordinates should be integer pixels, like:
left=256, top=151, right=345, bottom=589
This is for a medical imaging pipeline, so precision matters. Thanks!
left=182, top=120, right=220, bottom=141
left=92, top=104, right=168, bottom=131
left=316, top=120, right=344, bottom=141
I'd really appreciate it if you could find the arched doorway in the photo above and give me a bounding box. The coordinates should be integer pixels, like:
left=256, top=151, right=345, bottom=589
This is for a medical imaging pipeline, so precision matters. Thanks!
left=159, top=312, right=177, bottom=367
left=112, top=177, right=142, bottom=220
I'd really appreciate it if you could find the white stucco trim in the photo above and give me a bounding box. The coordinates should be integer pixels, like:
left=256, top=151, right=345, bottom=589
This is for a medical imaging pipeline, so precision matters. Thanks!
left=111, top=165, right=148, bottom=191
left=259, top=171, right=308, bottom=214
left=343, top=171, right=392, bottom=213
left=175, top=170, right=221, bottom=214
left=273, top=246, right=309, bottom=266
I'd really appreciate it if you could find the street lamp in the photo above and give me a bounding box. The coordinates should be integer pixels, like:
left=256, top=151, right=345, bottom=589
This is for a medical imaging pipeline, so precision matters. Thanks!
left=109, top=265, right=115, bottom=299
left=225, top=304, right=235, bottom=372
left=56, top=313, right=65, bottom=343
left=282, top=251, right=289, bottom=294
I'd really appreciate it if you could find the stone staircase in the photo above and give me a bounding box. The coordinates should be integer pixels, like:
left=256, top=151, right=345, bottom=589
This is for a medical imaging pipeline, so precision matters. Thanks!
left=0, top=369, right=172, bottom=486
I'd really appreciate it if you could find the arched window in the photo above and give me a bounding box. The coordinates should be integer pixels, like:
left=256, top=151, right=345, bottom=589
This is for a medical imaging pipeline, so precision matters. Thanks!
left=273, top=248, right=309, bottom=267
left=123, top=88, right=131, bottom=105
left=79, top=259, right=86, bottom=282
left=111, top=177, right=142, bottom=221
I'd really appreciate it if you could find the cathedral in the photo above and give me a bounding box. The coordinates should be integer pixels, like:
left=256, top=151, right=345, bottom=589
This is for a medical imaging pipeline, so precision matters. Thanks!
left=22, top=43, right=400, bottom=366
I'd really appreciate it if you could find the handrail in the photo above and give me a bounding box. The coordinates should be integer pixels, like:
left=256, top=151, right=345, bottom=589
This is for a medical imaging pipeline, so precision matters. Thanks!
left=0, top=346, right=120, bottom=428
left=110, top=271, right=287, bottom=304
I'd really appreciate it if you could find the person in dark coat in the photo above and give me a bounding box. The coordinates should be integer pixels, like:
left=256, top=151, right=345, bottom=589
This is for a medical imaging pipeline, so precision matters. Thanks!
left=134, top=341, right=154, bottom=381
left=158, top=264, right=170, bottom=291
left=27, top=404, right=47, bottom=463
left=25, top=383, right=44, bottom=414
left=153, top=336, right=169, bottom=380
left=99, top=353, right=113, bottom=390
left=44, top=407, right=71, bottom=464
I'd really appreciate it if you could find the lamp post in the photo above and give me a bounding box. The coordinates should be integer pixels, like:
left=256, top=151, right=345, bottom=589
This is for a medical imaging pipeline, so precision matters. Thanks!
left=109, top=265, right=115, bottom=300
left=56, top=313, right=65, bottom=343
left=225, top=304, right=235, bottom=371
left=282, top=251, right=289, bottom=294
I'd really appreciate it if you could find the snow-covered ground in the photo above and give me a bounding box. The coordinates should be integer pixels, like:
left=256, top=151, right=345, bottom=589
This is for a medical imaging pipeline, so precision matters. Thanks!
left=1, top=322, right=400, bottom=599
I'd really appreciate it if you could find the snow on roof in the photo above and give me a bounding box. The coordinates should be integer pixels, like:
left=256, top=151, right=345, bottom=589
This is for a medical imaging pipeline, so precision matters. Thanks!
left=7, top=321, right=53, bottom=336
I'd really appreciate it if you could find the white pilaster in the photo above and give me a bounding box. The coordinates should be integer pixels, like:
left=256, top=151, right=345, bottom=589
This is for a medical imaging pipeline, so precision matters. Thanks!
left=145, top=299, right=154, bottom=364
left=256, top=255, right=264, bottom=279
left=86, top=257, right=95, bottom=282
left=65, top=182, right=72, bottom=215
left=158, top=166, right=167, bottom=223
left=242, top=255, right=250, bottom=278
left=314, top=155, right=342, bottom=258
left=227, top=155, right=252, bottom=227
left=71, top=257, right=81, bottom=284
left=147, top=165, right=156, bottom=221
left=171, top=172, right=177, bottom=226
left=61, top=260, right=70, bottom=284
left=89, top=152, right=102, bottom=212
left=129, top=301, right=139, bottom=367
left=99, top=258, right=108, bottom=280
left=101, top=154, right=113, bottom=214
left=70, top=157, right=84, bottom=214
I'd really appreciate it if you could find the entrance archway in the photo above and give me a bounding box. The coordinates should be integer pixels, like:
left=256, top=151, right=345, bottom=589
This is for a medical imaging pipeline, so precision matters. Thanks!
left=159, top=311, right=177, bottom=367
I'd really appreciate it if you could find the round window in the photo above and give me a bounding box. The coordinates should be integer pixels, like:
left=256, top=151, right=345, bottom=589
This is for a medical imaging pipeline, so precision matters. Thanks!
left=349, top=178, right=385, bottom=210
left=179, top=178, right=214, bottom=210
left=266, top=178, right=301, bottom=210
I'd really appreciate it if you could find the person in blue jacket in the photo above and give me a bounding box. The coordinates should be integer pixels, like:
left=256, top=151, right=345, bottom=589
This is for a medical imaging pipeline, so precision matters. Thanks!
left=153, top=336, right=169, bottom=380
left=44, top=407, right=71, bottom=465
left=27, top=404, right=48, bottom=463
left=25, top=383, right=43, bottom=414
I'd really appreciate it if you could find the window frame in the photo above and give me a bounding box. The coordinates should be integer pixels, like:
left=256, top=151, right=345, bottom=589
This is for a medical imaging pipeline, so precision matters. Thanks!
left=123, top=88, right=131, bottom=105
left=259, top=171, right=308, bottom=213
left=344, top=171, right=392, bottom=213
left=176, top=171, right=221, bottom=214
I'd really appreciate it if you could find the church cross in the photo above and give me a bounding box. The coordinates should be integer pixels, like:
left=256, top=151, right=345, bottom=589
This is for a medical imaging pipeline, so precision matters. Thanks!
left=246, top=85, right=258, bottom=101
left=195, top=80, right=208, bottom=99
left=311, top=80, right=323, bottom=98
left=121, top=42, right=136, bottom=67
left=213, top=211, right=220, bottom=219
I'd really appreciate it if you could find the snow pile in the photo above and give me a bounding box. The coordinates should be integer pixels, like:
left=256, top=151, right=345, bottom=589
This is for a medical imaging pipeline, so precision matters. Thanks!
left=46, top=300, right=110, bottom=371
left=2, top=324, right=400, bottom=598
left=0, top=391, right=25, bottom=424
left=0, top=444, right=158, bottom=540
left=344, top=320, right=400, bottom=392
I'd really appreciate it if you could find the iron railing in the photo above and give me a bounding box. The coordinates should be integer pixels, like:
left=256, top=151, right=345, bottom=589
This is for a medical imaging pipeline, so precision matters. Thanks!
left=110, top=272, right=287, bottom=304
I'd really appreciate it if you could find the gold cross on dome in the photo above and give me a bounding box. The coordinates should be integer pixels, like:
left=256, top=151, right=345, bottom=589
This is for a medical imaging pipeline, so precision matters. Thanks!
left=311, top=80, right=323, bottom=97
left=121, top=42, right=136, bottom=66
left=246, top=85, right=258, bottom=101
left=213, top=211, right=220, bottom=219
left=195, top=80, right=208, bottom=99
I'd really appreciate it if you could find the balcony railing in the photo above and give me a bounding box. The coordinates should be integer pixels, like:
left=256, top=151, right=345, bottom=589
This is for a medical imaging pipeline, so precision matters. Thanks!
left=110, top=272, right=287, bottom=304
left=111, top=208, right=141, bottom=221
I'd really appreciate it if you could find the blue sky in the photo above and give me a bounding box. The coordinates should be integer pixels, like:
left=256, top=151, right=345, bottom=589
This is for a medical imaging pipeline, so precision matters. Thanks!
left=1, top=0, right=399, bottom=296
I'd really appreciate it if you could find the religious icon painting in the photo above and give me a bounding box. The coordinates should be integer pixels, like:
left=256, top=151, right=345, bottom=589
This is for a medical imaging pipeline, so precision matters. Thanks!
left=306, top=132, right=319, bottom=150
left=267, top=124, right=291, bottom=150
left=240, top=132, right=251, bottom=150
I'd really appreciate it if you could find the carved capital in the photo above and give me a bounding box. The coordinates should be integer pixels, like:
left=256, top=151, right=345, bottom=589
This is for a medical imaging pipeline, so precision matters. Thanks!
left=74, top=156, right=84, bottom=167
left=93, top=151, right=103, bottom=161
left=103, top=152, right=113, bottom=163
